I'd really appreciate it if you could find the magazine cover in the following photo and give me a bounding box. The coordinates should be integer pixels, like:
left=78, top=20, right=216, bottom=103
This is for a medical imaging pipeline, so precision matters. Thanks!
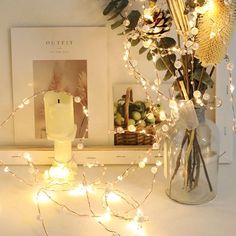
left=11, top=27, right=109, bottom=145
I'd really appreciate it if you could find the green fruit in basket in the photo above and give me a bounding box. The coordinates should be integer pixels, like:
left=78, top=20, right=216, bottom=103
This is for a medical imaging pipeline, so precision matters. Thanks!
left=146, top=113, right=155, bottom=124
left=134, top=101, right=146, bottom=112
left=115, top=112, right=122, bottom=119
left=117, top=99, right=125, bottom=106
left=137, top=120, right=146, bottom=127
left=115, top=116, right=124, bottom=126
left=114, top=105, right=117, bottom=114
left=145, top=101, right=152, bottom=109
left=147, top=118, right=155, bottom=124
left=128, top=119, right=136, bottom=126
left=132, top=111, right=141, bottom=121
left=128, top=103, right=135, bottom=117
left=153, top=106, right=161, bottom=117
left=117, top=104, right=125, bottom=116
left=141, top=111, right=147, bottom=119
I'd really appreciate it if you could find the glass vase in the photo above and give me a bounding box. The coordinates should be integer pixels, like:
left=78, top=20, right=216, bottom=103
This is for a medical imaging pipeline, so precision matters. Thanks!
left=165, top=105, right=219, bottom=205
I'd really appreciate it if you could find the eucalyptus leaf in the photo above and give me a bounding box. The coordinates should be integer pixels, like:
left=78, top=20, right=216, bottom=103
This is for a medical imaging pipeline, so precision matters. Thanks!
left=139, top=47, right=148, bottom=54
left=117, top=28, right=132, bottom=35
left=156, top=54, right=176, bottom=71
left=127, top=10, right=141, bottom=29
left=147, top=51, right=153, bottom=61
left=108, top=0, right=128, bottom=21
left=158, top=37, right=176, bottom=49
left=103, top=1, right=117, bottom=15
left=111, top=19, right=124, bottom=30
left=163, top=70, right=173, bottom=81
left=131, top=38, right=140, bottom=46
left=192, top=69, right=214, bottom=88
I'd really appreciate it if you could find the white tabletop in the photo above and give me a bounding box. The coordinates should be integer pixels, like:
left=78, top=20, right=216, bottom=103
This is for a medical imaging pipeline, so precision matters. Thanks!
left=0, top=163, right=235, bottom=236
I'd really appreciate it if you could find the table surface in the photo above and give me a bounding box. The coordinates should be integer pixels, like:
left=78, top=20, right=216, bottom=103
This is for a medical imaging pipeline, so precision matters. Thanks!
left=0, top=163, right=235, bottom=236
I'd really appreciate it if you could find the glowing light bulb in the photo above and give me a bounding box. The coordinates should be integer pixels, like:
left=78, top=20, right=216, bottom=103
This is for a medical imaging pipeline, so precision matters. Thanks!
left=116, top=127, right=124, bottom=134
left=162, top=124, right=169, bottom=132
left=203, top=93, right=210, bottom=101
left=34, top=192, right=51, bottom=204
left=106, top=192, right=121, bottom=202
left=18, top=104, right=24, bottom=109
left=174, top=60, right=182, bottom=69
left=152, top=142, right=160, bottom=150
left=128, top=125, right=136, bottom=132
left=210, top=31, right=216, bottom=39
left=143, top=157, right=148, bottom=163
left=49, top=165, right=71, bottom=180
left=77, top=142, right=84, bottom=150
left=230, top=84, right=235, bottom=93
left=139, top=161, right=146, bottom=169
left=123, top=19, right=130, bottom=27
left=97, top=208, right=111, bottom=223
left=74, top=96, right=81, bottom=103
left=143, top=39, right=152, bottom=48
left=193, top=90, right=202, bottom=99
left=23, top=152, right=32, bottom=162
left=205, top=0, right=215, bottom=11
left=144, top=8, right=153, bottom=21
left=151, top=166, right=158, bottom=174
left=159, top=111, right=166, bottom=121
left=23, top=99, right=30, bottom=105
left=4, top=166, right=9, bottom=173
left=156, top=160, right=162, bottom=167
left=127, top=209, right=146, bottom=236
left=191, top=27, right=199, bottom=35
left=117, top=176, right=123, bottom=181
left=69, top=185, right=86, bottom=196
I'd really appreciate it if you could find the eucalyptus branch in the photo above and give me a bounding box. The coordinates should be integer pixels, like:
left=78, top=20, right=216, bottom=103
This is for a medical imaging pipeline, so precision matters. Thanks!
left=197, top=67, right=206, bottom=90
left=209, top=66, right=216, bottom=77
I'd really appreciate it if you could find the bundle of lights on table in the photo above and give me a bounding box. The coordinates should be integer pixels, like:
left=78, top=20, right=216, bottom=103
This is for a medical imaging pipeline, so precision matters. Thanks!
left=0, top=90, right=161, bottom=236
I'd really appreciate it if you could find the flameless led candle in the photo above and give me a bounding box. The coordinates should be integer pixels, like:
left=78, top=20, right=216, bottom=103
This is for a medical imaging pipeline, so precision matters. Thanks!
left=44, top=91, right=77, bottom=163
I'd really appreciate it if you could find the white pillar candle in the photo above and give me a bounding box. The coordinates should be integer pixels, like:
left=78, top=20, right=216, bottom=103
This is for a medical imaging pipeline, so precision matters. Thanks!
left=44, top=91, right=76, bottom=163
left=44, top=91, right=75, bottom=139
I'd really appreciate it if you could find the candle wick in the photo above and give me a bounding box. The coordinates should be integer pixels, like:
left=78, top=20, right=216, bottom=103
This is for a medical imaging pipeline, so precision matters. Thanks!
left=58, top=99, right=60, bottom=104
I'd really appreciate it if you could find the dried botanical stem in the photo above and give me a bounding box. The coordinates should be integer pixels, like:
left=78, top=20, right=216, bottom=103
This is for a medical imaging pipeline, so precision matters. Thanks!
left=209, top=66, right=216, bottom=77
left=181, top=54, right=190, bottom=96
left=175, top=80, right=185, bottom=99
left=184, top=129, right=195, bottom=190
left=159, top=55, right=175, bottom=77
left=170, top=127, right=213, bottom=193
left=169, top=132, right=188, bottom=193
left=195, top=140, right=213, bottom=192
left=179, top=81, right=189, bottom=100
left=166, top=0, right=189, bottom=38
left=197, top=67, right=206, bottom=90
left=194, top=136, right=201, bottom=189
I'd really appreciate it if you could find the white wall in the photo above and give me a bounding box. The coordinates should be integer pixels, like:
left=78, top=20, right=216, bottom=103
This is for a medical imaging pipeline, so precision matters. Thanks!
left=0, top=0, right=137, bottom=144
left=0, top=0, right=235, bottom=158
left=229, top=32, right=236, bottom=160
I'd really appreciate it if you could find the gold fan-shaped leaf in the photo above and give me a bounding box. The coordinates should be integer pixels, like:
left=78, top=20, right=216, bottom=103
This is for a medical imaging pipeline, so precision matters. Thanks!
left=196, top=0, right=236, bottom=66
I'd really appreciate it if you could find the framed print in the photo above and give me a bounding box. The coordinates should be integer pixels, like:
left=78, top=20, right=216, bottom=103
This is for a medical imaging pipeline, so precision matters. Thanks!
left=11, top=27, right=109, bottom=146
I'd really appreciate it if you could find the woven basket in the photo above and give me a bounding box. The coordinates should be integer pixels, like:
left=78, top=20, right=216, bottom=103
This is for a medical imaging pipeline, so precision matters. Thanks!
left=114, top=87, right=155, bottom=145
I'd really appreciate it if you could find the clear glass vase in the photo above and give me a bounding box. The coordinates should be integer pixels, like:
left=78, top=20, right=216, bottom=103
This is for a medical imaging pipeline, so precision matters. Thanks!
left=165, top=105, right=219, bottom=205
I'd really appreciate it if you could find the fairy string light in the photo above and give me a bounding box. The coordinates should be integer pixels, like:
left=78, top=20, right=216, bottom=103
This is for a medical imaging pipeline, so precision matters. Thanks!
left=1, top=1, right=235, bottom=235
left=0, top=88, right=162, bottom=236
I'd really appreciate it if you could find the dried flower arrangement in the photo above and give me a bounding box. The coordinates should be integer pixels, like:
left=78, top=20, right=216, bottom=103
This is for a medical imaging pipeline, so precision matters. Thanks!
left=103, top=0, right=236, bottom=202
